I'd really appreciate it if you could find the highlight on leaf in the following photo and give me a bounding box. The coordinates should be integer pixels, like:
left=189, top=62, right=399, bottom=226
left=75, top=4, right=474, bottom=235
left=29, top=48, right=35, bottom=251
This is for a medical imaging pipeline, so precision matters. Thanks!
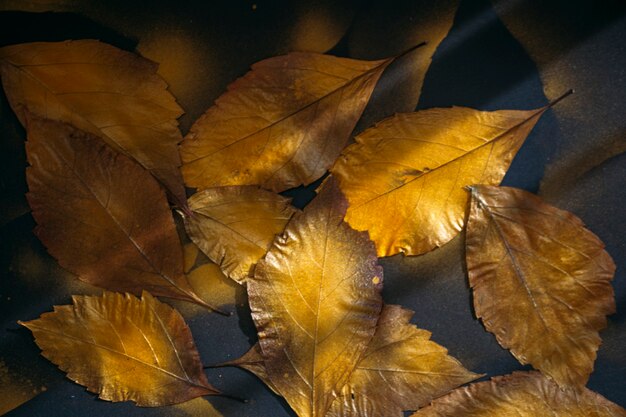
left=19, top=291, right=219, bottom=407
left=0, top=39, right=187, bottom=207
left=24, top=115, right=215, bottom=311
left=411, top=371, right=626, bottom=417
left=180, top=45, right=425, bottom=193
left=331, top=92, right=572, bottom=257
left=465, top=185, right=616, bottom=389
left=247, top=178, right=384, bottom=417
left=184, top=186, right=297, bottom=284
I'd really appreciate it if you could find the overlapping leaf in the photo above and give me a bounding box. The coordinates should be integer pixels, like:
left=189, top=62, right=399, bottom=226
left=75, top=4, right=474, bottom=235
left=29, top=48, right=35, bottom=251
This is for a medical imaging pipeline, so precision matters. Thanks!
left=466, top=185, right=616, bottom=388
left=25, top=115, right=212, bottom=309
left=180, top=48, right=424, bottom=192
left=0, top=40, right=187, bottom=206
left=247, top=179, right=384, bottom=417
left=185, top=186, right=297, bottom=283
left=20, top=291, right=218, bottom=406
left=331, top=101, right=561, bottom=256
left=411, top=372, right=626, bottom=416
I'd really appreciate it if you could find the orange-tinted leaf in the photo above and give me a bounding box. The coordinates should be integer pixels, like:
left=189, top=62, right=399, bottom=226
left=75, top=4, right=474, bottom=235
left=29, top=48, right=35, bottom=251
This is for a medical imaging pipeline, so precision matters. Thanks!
left=0, top=40, right=186, bottom=206
left=466, top=185, right=616, bottom=388
left=25, top=115, right=212, bottom=309
left=247, top=179, right=383, bottom=417
left=185, top=186, right=297, bottom=283
left=180, top=48, right=423, bottom=192
left=19, top=291, right=218, bottom=406
left=411, top=372, right=626, bottom=417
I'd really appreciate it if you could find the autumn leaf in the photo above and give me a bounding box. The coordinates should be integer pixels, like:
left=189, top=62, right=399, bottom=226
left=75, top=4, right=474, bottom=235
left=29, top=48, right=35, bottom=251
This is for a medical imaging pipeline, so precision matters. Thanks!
left=247, top=178, right=384, bottom=417
left=331, top=92, right=572, bottom=257
left=411, top=371, right=626, bottom=417
left=0, top=40, right=187, bottom=207
left=185, top=186, right=297, bottom=284
left=19, top=291, right=219, bottom=406
left=465, top=185, right=616, bottom=389
left=25, top=115, right=215, bottom=310
left=180, top=45, right=424, bottom=192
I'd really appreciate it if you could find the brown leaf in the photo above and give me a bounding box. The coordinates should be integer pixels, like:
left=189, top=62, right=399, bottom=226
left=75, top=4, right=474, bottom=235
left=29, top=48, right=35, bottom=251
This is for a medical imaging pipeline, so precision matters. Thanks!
left=19, top=291, right=218, bottom=406
left=331, top=96, right=570, bottom=256
left=466, top=185, right=616, bottom=389
left=0, top=40, right=187, bottom=207
left=185, top=186, right=297, bottom=284
left=411, top=371, right=626, bottom=417
left=180, top=46, right=424, bottom=192
left=247, top=178, right=383, bottom=417
left=25, top=115, right=213, bottom=309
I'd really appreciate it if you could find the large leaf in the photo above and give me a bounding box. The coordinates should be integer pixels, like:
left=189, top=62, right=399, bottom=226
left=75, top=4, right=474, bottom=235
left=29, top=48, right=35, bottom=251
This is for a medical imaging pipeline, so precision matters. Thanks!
left=247, top=179, right=384, bottom=417
left=180, top=46, right=424, bottom=192
left=331, top=96, right=570, bottom=256
left=466, top=185, right=616, bottom=388
left=411, top=371, right=626, bottom=417
left=19, top=291, right=218, bottom=406
left=185, top=186, right=297, bottom=284
left=25, top=115, right=213, bottom=309
left=0, top=40, right=186, bottom=207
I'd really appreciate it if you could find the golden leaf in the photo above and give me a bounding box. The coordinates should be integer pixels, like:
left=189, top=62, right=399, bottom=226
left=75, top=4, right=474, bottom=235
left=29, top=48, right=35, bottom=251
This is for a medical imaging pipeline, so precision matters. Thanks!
left=180, top=46, right=424, bottom=192
left=185, top=186, right=297, bottom=283
left=19, top=291, right=218, bottom=406
left=247, top=179, right=384, bottom=417
left=0, top=40, right=187, bottom=207
left=25, top=115, right=214, bottom=310
left=411, top=371, right=626, bottom=417
left=466, top=185, right=616, bottom=389
left=331, top=95, right=571, bottom=257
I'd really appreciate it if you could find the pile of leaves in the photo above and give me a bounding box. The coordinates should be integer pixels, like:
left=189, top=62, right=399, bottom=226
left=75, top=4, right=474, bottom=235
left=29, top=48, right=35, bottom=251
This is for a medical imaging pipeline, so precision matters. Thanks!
left=0, top=38, right=623, bottom=417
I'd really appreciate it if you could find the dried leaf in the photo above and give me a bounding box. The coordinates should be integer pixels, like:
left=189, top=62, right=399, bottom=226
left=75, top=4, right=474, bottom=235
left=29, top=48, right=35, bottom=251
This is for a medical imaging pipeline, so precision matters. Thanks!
left=411, top=371, right=626, bottom=417
left=180, top=47, right=424, bottom=192
left=331, top=100, right=563, bottom=256
left=25, top=115, right=212, bottom=309
left=327, top=305, right=480, bottom=417
left=247, top=179, right=383, bottom=417
left=185, top=186, right=297, bottom=283
left=466, top=185, right=616, bottom=388
left=0, top=40, right=187, bottom=207
left=19, top=291, right=218, bottom=406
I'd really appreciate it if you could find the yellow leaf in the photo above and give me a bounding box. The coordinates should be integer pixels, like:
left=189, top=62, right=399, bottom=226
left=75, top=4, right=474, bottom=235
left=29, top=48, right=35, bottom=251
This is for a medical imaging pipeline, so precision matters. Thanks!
left=411, top=371, right=626, bottom=417
left=0, top=40, right=186, bottom=207
left=331, top=96, right=569, bottom=256
left=247, top=179, right=383, bottom=417
left=185, top=186, right=297, bottom=284
left=19, top=291, right=218, bottom=407
left=186, top=263, right=242, bottom=309
left=180, top=47, right=424, bottom=192
left=466, top=185, right=616, bottom=389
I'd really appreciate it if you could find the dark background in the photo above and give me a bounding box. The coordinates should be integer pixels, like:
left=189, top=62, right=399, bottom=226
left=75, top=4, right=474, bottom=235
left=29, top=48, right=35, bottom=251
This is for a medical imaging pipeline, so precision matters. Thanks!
left=0, top=0, right=624, bottom=416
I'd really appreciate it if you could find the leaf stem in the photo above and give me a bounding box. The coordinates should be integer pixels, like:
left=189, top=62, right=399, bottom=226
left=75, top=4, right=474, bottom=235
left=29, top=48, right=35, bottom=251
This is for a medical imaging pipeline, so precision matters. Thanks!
left=392, top=41, right=428, bottom=61
left=547, top=89, right=574, bottom=108
left=215, top=393, right=248, bottom=403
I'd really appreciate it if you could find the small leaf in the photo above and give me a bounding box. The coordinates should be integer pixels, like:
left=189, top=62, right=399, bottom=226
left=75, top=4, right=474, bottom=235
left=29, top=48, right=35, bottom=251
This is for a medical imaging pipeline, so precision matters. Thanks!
left=0, top=40, right=187, bottom=207
left=185, top=186, right=297, bottom=284
left=411, top=371, right=626, bottom=417
left=247, top=178, right=383, bottom=417
left=331, top=103, right=554, bottom=256
left=19, top=291, right=218, bottom=407
left=180, top=47, right=424, bottom=192
left=25, top=115, right=212, bottom=309
left=466, top=185, right=616, bottom=388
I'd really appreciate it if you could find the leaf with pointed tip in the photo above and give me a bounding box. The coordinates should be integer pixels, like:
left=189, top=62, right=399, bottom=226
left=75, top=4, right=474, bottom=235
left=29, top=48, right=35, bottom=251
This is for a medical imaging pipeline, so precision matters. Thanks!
left=331, top=99, right=565, bottom=256
left=0, top=40, right=187, bottom=207
left=19, top=291, right=218, bottom=406
left=180, top=46, right=424, bottom=192
left=466, top=185, right=616, bottom=389
left=185, top=186, right=297, bottom=284
left=247, top=179, right=383, bottom=417
left=25, top=115, right=213, bottom=310
left=411, top=372, right=626, bottom=417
